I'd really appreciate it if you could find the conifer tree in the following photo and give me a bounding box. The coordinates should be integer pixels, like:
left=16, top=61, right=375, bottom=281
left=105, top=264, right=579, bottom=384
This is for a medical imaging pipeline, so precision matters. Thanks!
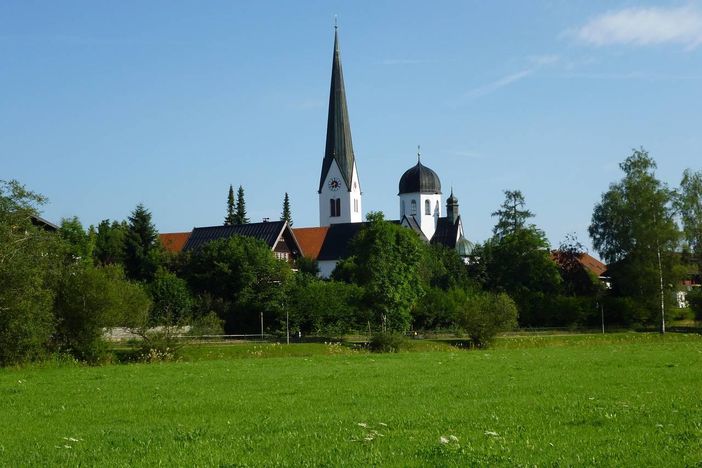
left=224, top=184, right=236, bottom=226
left=123, top=203, right=160, bottom=281
left=280, top=192, right=292, bottom=226
left=235, top=185, right=249, bottom=224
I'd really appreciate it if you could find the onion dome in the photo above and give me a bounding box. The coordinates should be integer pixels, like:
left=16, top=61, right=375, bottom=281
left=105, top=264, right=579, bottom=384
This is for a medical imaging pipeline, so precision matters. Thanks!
left=398, top=151, right=442, bottom=195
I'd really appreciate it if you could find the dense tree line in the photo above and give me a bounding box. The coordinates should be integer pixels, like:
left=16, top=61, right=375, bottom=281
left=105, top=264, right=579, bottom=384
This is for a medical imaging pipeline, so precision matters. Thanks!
left=1, top=148, right=700, bottom=365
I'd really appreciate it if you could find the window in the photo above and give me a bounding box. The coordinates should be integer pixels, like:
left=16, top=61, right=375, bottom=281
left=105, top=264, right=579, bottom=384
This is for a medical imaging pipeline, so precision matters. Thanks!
left=330, top=198, right=341, bottom=217
left=354, top=198, right=358, bottom=213
left=435, top=201, right=440, bottom=214
left=425, top=200, right=431, bottom=215
left=401, top=200, right=405, bottom=216
left=410, top=200, right=417, bottom=216
left=275, top=252, right=289, bottom=261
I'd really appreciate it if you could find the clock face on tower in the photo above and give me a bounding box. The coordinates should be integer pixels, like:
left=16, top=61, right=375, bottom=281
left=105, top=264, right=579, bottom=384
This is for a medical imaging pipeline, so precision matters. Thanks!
left=328, top=177, right=341, bottom=191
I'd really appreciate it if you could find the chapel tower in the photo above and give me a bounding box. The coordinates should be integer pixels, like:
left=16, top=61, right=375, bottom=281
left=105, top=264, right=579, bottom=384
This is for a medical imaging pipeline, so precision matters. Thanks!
left=318, top=27, right=362, bottom=226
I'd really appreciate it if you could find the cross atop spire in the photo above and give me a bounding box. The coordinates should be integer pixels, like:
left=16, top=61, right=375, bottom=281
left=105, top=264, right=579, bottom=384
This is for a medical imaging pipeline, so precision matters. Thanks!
left=318, top=26, right=357, bottom=193
left=417, top=145, right=421, bottom=163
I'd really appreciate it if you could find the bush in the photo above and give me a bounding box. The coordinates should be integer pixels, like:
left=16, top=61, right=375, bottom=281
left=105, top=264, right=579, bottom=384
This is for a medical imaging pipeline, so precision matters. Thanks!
left=54, top=265, right=150, bottom=363
left=454, top=290, right=518, bottom=347
left=688, top=288, right=702, bottom=321
left=368, top=332, right=405, bottom=353
left=189, top=311, right=225, bottom=336
left=147, top=268, right=193, bottom=326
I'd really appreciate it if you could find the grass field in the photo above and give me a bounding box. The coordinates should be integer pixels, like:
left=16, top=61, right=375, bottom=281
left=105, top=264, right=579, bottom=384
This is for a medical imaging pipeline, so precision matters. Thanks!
left=1, top=333, right=701, bottom=466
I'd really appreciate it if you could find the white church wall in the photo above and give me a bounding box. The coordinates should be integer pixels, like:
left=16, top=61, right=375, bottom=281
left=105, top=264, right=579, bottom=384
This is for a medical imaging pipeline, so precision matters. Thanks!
left=399, top=192, right=441, bottom=240
left=319, top=159, right=362, bottom=226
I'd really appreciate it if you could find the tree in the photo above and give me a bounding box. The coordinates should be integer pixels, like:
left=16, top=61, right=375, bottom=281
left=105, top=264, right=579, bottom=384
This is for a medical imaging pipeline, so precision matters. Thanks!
left=280, top=192, right=292, bottom=226
left=0, top=180, right=61, bottom=365
left=183, top=236, right=291, bottom=333
left=589, top=148, right=680, bottom=325
left=147, top=268, right=193, bottom=326
left=94, top=219, right=127, bottom=266
left=333, top=212, right=425, bottom=332
left=224, top=184, right=236, bottom=226
left=58, top=216, right=95, bottom=263
left=676, top=169, right=702, bottom=271
left=53, top=264, right=150, bottom=362
left=553, top=233, right=600, bottom=297
left=491, top=189, right=534, bottom=238
left=123, top=203, right=161, bottom=282
left=234, top=185, right=249, bottom=224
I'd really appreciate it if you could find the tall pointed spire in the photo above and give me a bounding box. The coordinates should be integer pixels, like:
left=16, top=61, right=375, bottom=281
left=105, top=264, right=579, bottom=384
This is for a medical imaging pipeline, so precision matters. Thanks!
left=318, top=27, right=357, bottom=193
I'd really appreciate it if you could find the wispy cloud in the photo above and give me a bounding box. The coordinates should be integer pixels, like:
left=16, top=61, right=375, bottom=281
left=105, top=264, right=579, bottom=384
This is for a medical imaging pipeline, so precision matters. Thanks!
left=462, top=55, right=559, bottom=100
left=571, top=6, right=702, bottom=48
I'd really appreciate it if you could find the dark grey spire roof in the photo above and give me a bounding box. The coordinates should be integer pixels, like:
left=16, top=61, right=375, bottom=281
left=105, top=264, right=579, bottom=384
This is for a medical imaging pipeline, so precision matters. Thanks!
left=318, top=29, right=357, bottom=193
left=447, top=188, right=458, bottom=204
left=398, top=160, right=442, bottom=195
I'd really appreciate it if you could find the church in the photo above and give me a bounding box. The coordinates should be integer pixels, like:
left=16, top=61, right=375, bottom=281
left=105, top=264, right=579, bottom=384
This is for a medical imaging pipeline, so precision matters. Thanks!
left=161, top=28, right=472, bottom=277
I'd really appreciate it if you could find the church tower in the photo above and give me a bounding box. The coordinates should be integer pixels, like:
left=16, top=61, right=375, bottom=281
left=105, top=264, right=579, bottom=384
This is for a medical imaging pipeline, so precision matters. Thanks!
left=318, top=27, right=362, bottom=226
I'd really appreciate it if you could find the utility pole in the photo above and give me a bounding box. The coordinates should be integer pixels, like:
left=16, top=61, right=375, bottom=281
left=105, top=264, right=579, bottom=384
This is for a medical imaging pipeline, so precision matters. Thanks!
left=260, top=311, right=264, bottom=341
left=654, top=212, right=666, bottom=334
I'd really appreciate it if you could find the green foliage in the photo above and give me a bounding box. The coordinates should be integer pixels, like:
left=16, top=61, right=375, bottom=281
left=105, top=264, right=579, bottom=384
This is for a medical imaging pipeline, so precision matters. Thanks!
left=93, top=219, right=127, bottom=266
left=413, top=287, right=462, bottom=330
left=491, top=189, right=534, bottom=238
left=420, top=243, right=473, bottom=291
left=53, top=264, right=151, bottom=363
left=0, top=180, right=60, bottom=366
left=676, top=169, right=702, bottom=271
left=554, top=234, right=602, bottom=297
left=147, top=269, right=193, bottom=326
left=234, top=185, right=249, bottom=224
left=188, top=312, right=225, bottom=336
left=183, top=235, right=291, bottom=332
left=517, top=293, right=598, bottom=327
left=58, top=216, right=95, bottom=262
left=368, top=332, right=405, bottom=353
left=280, top=192, right=292, bottom=226
left=224, top=184, right=236, bottom=226
left=687, top=288, right=702, bottom=320
left=286, top=276, right=366, bottom=335
left=123, top=203, right=161, bottom=282
left=295, top=256, right=320, bottom=276
left=483, top=227, right=562, bottom=298
left=589, top=149, right=680, bottom=323
left=334, top=212, right=425, bottom=332
left=451, top=289, right=518, bottom=346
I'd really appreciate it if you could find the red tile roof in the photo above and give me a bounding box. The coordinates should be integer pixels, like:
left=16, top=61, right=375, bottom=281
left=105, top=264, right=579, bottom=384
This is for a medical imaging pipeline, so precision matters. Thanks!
left=160, top=232, right=191, bottom=253
left=292, top=227, right=329, bottom=260
left=551, top=250, right=607, bottom=277
left=578, top=252, right=607, bottom=277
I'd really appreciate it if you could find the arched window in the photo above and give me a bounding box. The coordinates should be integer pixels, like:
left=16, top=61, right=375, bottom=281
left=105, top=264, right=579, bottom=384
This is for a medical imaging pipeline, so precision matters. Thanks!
left=435, top=200, right=440, bottom=215
left=425, top=200, right=431, bottom=215
left=401, top=200, right=405, bottom=216
left=410, top=200, right=417, bottom=216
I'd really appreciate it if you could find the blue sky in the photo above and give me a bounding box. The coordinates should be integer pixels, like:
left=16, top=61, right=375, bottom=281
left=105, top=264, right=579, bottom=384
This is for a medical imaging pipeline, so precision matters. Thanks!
left=2, top=1, right=701, bottom=253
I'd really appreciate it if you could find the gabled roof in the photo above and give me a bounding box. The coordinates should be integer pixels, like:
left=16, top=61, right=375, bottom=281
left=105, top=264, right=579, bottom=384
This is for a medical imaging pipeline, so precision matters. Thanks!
left=292, top=226, right=329, bottom=260
left=551, top=251, right=607, bottom=277
left=160, top=232, right=191, bottom=253
left=183, top=221, right=301, bottom=254
left=31, top=215, right=58, bottom=231
left=399, top=215, right=429, bottom=242
left=431, top=216, right=461, bottom=249
left=317, top=222, right=366, bottom=261
left=318, top=28, right=357, bottom=193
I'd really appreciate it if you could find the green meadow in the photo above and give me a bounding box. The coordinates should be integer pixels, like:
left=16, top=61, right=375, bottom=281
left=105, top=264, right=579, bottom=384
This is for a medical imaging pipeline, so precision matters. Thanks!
left=1, top=333, right=701, bottom=466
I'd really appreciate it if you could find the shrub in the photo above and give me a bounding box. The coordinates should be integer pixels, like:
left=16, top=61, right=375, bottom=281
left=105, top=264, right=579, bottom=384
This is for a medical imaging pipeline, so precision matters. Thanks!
left=368, top=332, right=405, bottom=353
left=147, top=268, right=193, bottom=326
left=454, top=290, right=518, bottom=347
left=189, top=311, right=225, bottom=336
left=54, top=264, right=150, bottom=363
left=688, top=288, right=702, bottom=321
